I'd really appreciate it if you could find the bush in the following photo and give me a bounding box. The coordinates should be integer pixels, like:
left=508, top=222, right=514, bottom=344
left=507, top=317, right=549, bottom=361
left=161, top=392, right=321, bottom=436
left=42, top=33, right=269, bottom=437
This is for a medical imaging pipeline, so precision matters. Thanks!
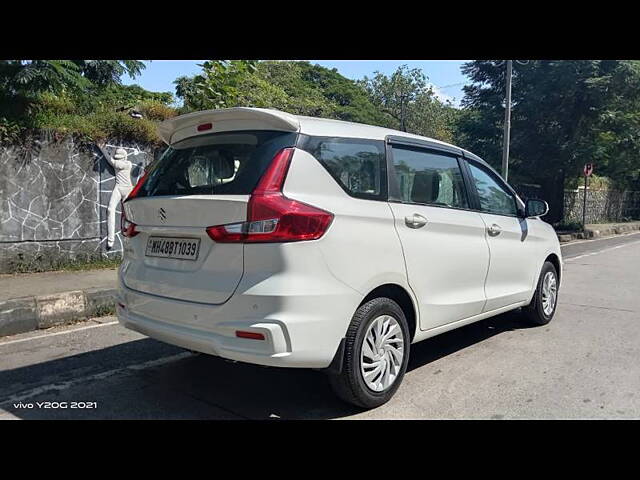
left=0, top=116, right=23, bottom=144
left=554, top=220, right=582, bottom=232
left=94, top=111, right=160, bottom=143
left=2, top=84, right=177, bottom=146
left=32, top=109, right=163, bottom=144
left=138, top=100, right=178, bottom=122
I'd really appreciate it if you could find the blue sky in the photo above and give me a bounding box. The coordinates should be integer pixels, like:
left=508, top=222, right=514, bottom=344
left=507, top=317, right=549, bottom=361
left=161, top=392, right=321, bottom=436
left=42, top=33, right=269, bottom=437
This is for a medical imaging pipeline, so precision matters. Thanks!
left=122, top=60, right=470, bottom=107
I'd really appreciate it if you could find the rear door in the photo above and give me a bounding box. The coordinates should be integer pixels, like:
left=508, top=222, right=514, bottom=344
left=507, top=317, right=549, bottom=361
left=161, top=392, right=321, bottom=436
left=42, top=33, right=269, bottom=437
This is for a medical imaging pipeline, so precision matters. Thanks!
left=387, top=143, right=490, bottom=330
left=122, top=130, right=297, bottom=304
left=463, top=159, right=539, bottom=311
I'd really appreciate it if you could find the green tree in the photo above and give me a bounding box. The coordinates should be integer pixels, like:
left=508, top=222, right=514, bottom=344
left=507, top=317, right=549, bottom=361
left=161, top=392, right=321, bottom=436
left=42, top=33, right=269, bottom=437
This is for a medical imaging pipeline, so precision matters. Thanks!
left=0, top=60, right=178, bottom=145
left=360, top=65, right=427, bottom=130
left=72, top=60, right=145, bottom=86
left=458, top=60, right=640, bottom=189
left=0, top=60, right=147, bottom=119
left=174, top=60, right=389, bottom=126
left=175, top=60, right=258, bottom=110
left=360, top=65, right=459, bottom=142
left=456, top=60, right=640, bottom=224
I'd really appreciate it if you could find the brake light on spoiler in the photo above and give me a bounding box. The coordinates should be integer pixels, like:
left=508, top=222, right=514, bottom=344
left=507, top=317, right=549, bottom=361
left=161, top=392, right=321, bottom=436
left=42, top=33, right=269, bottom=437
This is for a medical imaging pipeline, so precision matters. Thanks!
left=206, top=148, right=333, bottom=243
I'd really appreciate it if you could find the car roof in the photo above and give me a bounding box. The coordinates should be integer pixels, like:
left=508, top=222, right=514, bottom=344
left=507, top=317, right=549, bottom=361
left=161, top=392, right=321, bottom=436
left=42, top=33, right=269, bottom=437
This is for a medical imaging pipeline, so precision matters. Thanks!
left=158, top=107, right=488, bottom=166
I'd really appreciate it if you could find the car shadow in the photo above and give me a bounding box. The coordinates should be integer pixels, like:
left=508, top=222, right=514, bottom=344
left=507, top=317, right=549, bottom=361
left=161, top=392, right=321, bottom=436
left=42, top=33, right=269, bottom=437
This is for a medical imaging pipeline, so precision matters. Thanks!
left=1, top=309, right=535, bottom=420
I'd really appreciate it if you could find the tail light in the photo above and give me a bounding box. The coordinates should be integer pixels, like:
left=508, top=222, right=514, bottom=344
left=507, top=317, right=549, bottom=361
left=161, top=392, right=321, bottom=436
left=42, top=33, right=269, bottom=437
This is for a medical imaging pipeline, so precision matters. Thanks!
left=206, top=148, right=333, bottom=243
left=120, top=170, right=148, bottom=237
left=120, top=209, right=139, bottom=237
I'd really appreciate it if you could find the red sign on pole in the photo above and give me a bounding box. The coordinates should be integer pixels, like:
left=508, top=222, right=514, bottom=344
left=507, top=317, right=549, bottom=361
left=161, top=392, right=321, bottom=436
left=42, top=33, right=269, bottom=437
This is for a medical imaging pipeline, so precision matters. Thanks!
left=584, top=163, right=594, bottom=177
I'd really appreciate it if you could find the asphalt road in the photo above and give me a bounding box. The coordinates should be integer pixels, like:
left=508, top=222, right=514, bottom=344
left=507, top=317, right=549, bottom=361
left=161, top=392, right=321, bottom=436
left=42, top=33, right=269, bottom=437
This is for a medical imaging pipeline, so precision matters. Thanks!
left=1, top=232, right=639, bottom=420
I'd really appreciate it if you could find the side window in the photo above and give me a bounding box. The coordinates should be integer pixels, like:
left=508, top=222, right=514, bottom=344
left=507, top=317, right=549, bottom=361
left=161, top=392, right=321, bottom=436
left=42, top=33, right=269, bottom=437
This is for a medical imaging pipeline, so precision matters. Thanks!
left=467, top=162, right=517, bottom=216
left=301, top=137, right=386, bottom=199
left=390, top=146, right=468, bottom=209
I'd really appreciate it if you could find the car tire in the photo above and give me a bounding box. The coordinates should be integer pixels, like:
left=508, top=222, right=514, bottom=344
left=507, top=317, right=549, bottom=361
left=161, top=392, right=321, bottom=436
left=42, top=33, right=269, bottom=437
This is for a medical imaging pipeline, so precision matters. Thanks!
left=328, top=297, right=410, bottom=409
left=523, top=261, right=559, bottom=326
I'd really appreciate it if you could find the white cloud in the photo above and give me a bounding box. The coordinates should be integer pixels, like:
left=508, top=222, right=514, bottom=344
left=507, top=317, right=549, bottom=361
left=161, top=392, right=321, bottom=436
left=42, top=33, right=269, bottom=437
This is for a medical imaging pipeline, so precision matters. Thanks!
left=429, top=83, right=461, bottom=107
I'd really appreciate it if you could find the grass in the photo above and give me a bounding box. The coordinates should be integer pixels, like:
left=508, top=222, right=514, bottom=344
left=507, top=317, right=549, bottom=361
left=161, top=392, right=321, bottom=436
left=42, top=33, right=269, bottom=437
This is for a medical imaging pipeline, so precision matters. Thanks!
left=93, top=303, right=116, bottom=317
left=5, top=255, right=122, bottom=274
left=55, top=256, right=122, bottom=272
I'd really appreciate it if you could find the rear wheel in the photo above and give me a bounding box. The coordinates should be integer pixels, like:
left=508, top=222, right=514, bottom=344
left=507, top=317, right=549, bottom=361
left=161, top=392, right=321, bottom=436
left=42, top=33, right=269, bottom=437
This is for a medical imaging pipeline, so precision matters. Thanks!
left=328, top=297, right=410, bottom=409
left=523, top=261, right=559, bottom=326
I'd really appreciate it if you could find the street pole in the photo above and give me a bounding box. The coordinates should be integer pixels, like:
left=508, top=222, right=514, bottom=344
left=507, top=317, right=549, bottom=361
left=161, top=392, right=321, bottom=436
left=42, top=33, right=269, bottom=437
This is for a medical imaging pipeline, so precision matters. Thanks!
left=501, top=60, right=513, bottom=181
left=582, top=173, right=588, bottom=231
left=400, top=93, right=407, bottom=132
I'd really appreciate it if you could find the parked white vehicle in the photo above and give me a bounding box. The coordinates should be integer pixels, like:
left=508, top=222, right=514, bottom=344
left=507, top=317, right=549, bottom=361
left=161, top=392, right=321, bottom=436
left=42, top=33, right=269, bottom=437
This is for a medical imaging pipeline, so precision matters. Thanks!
left=117, top=107, right=562, bottom=408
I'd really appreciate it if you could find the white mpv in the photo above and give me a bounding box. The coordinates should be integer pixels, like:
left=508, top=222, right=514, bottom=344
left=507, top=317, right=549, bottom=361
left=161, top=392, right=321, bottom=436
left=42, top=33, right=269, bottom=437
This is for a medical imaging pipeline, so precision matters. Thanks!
left=117, top=107, right=562, bottom=408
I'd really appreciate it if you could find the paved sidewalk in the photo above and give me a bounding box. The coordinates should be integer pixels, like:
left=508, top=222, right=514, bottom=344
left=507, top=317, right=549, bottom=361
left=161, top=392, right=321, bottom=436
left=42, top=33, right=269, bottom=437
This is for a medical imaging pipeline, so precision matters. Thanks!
left=0, top=268, right=116, bottom=302
left=557, top=221, right=640, bottom=242
left=0, top=268, right=118, bottom=337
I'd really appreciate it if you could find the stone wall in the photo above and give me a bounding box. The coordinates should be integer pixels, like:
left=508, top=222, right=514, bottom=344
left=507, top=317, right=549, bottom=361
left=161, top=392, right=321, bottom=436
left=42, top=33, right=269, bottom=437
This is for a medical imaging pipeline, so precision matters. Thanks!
left=563, top=189, right=640, bottom=224
left=0, top=132, right=155, bottom=273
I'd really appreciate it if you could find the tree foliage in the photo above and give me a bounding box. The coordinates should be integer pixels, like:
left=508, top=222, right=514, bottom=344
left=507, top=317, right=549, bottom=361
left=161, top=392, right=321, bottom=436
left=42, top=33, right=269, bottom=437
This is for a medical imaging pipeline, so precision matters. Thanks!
left=0, top=60, right=176, bottom=144
left=175, top=60, right=259, bottom=110
left=174, top=61, right=457, bottom=143
left=175, top=60, right=387, bottom=124
left=360, top=65, right=459, bottom=143
left=458, top=60, right=640, bottom=189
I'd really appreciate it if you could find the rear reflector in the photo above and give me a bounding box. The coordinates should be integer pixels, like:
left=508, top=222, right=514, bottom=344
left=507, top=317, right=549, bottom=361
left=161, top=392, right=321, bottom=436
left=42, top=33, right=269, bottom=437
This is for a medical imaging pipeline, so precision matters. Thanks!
left=120, top=209, right=139, bottom=238
left=197, top=122, right=213, bottom=132
left=235, top=330, right=265, bottom=340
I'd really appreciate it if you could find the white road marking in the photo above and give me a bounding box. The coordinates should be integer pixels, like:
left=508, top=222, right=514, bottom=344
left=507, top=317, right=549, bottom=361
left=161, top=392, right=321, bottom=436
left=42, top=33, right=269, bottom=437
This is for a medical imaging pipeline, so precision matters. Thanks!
left=0, top=409, right=20, bottom=420
left=1, top=352, right=194, bottom=406
left=565, top=239, right=640, bottom=262
left=0, top=321, right=119, bottom=347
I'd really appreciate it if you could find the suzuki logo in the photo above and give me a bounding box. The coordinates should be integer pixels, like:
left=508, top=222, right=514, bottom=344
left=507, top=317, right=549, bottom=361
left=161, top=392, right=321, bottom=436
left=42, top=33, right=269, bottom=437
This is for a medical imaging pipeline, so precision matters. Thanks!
left=158, top=208, right=167, bottom=223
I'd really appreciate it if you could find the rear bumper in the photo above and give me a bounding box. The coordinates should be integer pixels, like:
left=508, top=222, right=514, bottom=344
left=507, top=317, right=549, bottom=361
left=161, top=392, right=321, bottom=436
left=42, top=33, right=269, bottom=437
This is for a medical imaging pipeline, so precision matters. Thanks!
left=118, top=300, right=294, bottom=366
left=117, top=254, right=362, bottom=369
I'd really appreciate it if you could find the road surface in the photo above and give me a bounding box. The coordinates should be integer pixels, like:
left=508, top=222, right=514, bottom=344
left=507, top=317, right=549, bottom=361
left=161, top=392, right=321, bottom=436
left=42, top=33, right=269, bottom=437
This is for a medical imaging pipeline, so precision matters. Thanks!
left=2, top=232, right=639, bottom=419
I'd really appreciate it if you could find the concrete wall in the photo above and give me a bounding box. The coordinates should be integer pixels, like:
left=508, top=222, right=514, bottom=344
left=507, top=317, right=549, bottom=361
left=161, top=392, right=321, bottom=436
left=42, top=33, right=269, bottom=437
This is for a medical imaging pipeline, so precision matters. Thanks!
left=0, top=132, right=154, bottom=273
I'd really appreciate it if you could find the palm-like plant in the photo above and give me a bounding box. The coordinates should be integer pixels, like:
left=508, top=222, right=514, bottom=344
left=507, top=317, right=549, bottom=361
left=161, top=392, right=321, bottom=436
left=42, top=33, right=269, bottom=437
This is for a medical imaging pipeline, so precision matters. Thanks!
left=0, top=60, right=147, bottom=118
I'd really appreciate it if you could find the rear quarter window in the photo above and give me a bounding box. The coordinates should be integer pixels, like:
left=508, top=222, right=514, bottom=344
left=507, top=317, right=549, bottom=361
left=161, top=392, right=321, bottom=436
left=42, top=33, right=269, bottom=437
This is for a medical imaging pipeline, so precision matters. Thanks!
left=298, top=136, right=387, bottom=200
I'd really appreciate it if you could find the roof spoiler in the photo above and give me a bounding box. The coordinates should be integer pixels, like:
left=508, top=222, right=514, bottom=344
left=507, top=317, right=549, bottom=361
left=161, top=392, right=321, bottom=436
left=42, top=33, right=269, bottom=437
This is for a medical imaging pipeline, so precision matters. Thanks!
left=157, top=107, right=300, bottom=145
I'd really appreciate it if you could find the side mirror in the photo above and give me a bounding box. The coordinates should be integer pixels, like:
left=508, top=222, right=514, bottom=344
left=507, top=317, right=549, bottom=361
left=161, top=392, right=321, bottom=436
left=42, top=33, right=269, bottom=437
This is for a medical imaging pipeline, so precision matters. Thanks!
left=525, top=199, right=549, bottom=218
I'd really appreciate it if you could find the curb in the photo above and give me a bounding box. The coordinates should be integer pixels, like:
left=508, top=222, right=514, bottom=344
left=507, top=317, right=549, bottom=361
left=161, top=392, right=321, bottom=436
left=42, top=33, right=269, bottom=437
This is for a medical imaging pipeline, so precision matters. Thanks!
left=557, top=222, right=640, bottom=243
left=0, top=287, right=118, bottom=337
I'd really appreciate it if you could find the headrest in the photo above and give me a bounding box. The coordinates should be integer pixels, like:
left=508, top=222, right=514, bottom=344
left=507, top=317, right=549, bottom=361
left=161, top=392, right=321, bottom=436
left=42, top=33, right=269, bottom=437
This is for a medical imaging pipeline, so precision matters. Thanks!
left=212, top=150, right=235, bottom=179
left=411, top=170, right=440, bottom=204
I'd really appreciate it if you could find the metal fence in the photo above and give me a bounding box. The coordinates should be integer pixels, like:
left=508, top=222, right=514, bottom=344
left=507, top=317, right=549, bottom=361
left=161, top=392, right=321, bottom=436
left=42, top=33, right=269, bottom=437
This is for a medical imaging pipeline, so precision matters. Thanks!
left=513, top=182, right=640, bottom=225
left=563, top=189, right=640, bottom=224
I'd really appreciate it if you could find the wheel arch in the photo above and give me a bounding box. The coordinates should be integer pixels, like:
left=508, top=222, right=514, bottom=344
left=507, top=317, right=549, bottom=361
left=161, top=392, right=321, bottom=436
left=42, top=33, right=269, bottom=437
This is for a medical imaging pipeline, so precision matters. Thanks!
left=545, top=252, right=562, bottom=284
left=359, top=283, right=418, bottom=342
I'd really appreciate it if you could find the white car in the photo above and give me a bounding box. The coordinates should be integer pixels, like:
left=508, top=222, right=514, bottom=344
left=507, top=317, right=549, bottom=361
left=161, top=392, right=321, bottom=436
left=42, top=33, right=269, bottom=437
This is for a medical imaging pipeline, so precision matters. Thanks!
left=117, top=107, right=562, bottom=408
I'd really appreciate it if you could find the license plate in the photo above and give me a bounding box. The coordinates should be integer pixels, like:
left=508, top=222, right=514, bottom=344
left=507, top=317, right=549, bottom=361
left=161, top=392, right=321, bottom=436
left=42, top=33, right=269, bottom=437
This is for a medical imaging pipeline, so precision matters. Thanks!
left=145, top=236, right=201, bottom=261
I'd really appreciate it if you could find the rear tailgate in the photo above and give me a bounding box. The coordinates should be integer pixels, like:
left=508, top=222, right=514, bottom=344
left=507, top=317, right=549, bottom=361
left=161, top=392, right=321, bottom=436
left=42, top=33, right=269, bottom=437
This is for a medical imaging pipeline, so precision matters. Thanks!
left=122, top=122, right=298, bottom=304
left=122, top=195, right=248, bottom=304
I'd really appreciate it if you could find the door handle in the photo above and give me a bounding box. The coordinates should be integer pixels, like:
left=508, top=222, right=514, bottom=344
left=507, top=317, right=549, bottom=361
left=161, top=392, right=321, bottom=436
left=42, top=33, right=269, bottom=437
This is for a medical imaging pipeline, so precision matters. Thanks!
left=405, top=214, right=428, bottom=229
left=487, top=223, right=502, bottom=236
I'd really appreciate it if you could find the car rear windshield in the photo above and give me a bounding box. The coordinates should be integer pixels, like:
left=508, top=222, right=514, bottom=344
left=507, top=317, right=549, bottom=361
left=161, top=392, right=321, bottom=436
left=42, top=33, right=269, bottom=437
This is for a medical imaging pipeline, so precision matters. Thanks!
left=137, top=130, right=298, bottom=197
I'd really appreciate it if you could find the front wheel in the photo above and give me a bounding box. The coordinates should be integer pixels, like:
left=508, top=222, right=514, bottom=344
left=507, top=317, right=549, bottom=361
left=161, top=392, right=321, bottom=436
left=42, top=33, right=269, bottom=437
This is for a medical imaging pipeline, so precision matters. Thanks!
left=328, top=297, right=410, bottom=409
left=523, top=261, right=559, bottom=326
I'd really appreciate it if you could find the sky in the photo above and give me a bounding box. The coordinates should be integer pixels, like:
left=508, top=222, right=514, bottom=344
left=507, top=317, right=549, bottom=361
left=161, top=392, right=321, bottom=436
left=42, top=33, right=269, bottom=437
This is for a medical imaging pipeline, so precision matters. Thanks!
left=122, top=60, right=470, bottom=107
